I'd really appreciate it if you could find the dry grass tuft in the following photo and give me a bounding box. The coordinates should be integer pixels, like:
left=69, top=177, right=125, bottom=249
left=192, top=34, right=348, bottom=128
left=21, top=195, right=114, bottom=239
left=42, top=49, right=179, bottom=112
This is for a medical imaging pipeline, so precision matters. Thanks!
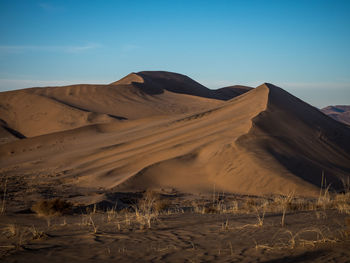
left=275, top=192, right=294, bottom=227
left=236, top=202, right=267, bottom=229
left=139, top=190, right=170, bottom=213
left=2, top=224, right=18, bottom=238
left=0, top=178, right=7, bottom=215
left=243, top=198, right=257, bottom=211
left=335, top=193, right=350, bottom=214
left=255, top=227, right=339, bottom=250
left=28, top=225, right=46, bottom=240
left=32, top=198, right=72, bottom=217
left=345, top=217, right=350, bottom=237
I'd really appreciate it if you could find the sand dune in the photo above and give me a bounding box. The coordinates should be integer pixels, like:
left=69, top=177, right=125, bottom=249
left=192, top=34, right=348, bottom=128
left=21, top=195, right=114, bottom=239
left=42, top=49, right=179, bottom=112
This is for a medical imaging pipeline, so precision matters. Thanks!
left=322, top=105, right=350, bottom=125
left=1, top=71, right=243, bottom=138
left=1, top=73, right=349, bottom=197
left=0, top=89, right=118, bottom=137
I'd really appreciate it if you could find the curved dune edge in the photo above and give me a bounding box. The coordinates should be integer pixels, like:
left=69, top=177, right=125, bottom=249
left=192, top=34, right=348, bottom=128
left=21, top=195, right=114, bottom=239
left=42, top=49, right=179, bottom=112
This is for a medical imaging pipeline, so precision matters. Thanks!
left=113, top=84, right=320, bottom=196
left=235, top=83, right=350, bottom=196
left=110, top=72, right=145, bottom=85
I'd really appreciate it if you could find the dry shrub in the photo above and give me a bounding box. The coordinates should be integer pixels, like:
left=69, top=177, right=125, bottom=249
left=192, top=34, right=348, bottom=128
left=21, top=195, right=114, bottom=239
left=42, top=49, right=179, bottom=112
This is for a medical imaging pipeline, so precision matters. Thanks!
left=192, top=199, right=226, bottom=214
left=28, top=225, right=47, bottom=240
left=335, top=193, right=350, bottom=214
left=134, top=190, right=170, bottom=228
left=1, top=177, right=7, bottom=215
left=154, top=199, right=170, bottom=213
left=203, top=206, right=219, bottom=214
left=2, top=224, right=18, bottom=237
left=345, top=218, right=350, bottom=237
left=139, top=190, right=170, bottom=213
left=32, top=198, right=72, bottom=217
left=243, top=198, right=257, bottom=211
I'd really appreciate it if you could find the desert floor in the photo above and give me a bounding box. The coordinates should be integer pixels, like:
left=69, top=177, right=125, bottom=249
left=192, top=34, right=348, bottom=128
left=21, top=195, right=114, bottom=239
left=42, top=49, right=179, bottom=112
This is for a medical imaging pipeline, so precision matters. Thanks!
left=1, top=193, right=350, bottom=263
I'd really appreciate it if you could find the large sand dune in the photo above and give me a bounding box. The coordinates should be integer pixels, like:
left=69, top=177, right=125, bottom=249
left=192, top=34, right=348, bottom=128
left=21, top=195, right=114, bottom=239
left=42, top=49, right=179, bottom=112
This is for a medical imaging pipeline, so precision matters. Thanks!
left=0, top=72, right=349, bottom=198
left=0, top=72, right=233, bottom=138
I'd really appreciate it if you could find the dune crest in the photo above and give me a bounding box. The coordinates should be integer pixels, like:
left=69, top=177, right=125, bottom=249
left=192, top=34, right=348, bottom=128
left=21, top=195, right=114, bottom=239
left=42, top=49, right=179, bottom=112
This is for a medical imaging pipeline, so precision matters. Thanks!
left=110, top=72, right=145, bottom=85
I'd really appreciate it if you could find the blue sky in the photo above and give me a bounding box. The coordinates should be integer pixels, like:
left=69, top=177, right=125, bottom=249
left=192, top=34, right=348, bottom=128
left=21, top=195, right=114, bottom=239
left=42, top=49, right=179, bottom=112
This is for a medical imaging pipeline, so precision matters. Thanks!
left=0, top=0, right=349, bottom=107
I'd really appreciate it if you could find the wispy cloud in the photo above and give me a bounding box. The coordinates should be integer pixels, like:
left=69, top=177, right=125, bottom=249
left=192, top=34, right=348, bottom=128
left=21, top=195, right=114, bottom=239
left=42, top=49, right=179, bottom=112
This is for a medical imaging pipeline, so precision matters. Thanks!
left=38, top=2, right=63, bottom=12
left=0, top=43, right=102, bottom=54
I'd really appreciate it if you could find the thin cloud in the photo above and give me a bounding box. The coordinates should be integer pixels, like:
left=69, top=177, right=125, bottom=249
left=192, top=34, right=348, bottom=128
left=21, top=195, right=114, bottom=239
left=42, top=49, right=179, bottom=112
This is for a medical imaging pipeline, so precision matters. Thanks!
left=0, top=43, right=102, bottom=54
left=38, top=2, right=63, bottom=12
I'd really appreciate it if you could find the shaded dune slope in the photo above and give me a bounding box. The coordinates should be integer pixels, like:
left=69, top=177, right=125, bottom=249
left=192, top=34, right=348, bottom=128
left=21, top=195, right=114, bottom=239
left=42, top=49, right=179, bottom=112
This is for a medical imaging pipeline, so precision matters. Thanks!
left=112, top=71, right=252, bottom=100
left=0, top=126, right=21, bottom=145
left=1, top=81, right=349, bottom=196
left=237, top=84, right=350, bottom=191
left=214, top=85, right=253, bottom=100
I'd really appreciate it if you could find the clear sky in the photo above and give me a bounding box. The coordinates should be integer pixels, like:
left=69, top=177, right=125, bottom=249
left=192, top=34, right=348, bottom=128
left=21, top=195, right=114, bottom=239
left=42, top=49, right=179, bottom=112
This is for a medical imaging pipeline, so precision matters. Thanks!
left=0, top=0, right=349, bottom=108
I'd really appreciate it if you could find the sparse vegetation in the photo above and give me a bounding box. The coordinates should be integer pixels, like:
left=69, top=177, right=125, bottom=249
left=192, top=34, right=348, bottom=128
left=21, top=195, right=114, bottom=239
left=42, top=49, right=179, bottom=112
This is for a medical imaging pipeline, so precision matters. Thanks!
left=1, top=223, right=47, bottom=253
left=28, top=225, right=46, bottom=240
left=134, top=190, right=164, bottom=229
left=275, top=192, right=294, bottom=227
left=345, top=217, right=350, bottom=237
left=1, top=185, right=350, bottom=261
left=32, top=198, right=72, bottom=217
left=2, top=224, right=18, bottom=238
left=89, top=216, right=98, bottom=233
left=0, top=178, right=7, bottom=215
left=255, top=227, right=339, bottom=250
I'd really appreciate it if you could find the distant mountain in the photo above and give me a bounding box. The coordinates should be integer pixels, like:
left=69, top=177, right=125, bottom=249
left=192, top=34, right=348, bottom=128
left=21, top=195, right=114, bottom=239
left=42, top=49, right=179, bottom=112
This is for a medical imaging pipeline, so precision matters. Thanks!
left=321, top=105, right=350, bottom=125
